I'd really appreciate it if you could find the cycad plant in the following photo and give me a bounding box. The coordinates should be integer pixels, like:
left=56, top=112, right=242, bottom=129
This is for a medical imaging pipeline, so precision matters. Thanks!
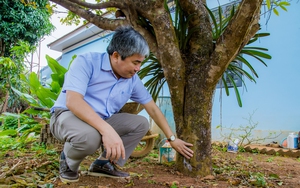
left=138, top=1, right=271, bottom=106
left=207, top=4, right=271, bottom=106
left=0, top=55, right=75, bottom=140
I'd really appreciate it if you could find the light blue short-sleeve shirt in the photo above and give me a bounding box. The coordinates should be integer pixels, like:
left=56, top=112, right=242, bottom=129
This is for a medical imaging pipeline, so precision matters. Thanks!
left=51, top=52, right=152, bottom=119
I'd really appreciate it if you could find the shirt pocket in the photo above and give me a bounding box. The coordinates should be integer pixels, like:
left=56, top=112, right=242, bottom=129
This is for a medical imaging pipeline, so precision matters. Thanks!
left=109, top=91, right=132, bottom=114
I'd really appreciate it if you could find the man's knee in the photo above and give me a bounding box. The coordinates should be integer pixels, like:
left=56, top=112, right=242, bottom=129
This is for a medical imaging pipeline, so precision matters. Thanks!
left=71, top=131, right=101, bottom=155
left=136, top=115, right=150, bottom=134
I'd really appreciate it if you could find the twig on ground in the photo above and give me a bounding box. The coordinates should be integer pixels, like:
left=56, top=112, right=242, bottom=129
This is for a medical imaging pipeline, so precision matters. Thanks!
left=0, top=160, right=22, bottom=179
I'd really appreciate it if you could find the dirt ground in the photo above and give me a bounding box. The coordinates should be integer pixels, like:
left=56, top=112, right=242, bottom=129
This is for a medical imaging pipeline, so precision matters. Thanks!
left=1, top=145, right=299, bottom=188
left=52, top=147, right=300, bottom=188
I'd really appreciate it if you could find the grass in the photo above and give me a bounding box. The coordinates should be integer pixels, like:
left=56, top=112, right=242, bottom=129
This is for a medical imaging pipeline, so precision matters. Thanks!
left=1, top=135, right=298, bottom=187
left=266, top=157, right=274, bottom=162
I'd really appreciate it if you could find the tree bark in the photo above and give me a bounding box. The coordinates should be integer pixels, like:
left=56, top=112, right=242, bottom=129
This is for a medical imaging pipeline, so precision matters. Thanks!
left=49, top=0, right=263, bottom=177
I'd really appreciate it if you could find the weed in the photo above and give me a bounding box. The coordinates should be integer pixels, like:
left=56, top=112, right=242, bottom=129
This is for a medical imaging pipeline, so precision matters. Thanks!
left=212, top=144, right=227, bottom=152
left=217, top=112, right=281, bottom=147
left=266, top=157, right=274, bottom=162
left=149, top=153, right=158, bottom=158
left=147, top=179, right=156, bottom=184
left=31, top=142, right=58, bottom=156
left=239, top=146, right=246, bottom=152
left=277, top=181, right=283, bottom=186
left=170, top=182, right=178, bottom=188
left=247, top=157, right=253, bottom=162
left=134, top=144, right=144, bottom=151
left=249, top=172, right=267, bottom=187
left=0, top=136, right=26, bottom=154
left=125, top=179, right=134, bottom=187
left=251, top=149, right=259, bottom=154
left=45, top=184, right=54, bottom=188
left=142, top=157, right=150, bottom=162
left=236, top=154, right=244, bottom=160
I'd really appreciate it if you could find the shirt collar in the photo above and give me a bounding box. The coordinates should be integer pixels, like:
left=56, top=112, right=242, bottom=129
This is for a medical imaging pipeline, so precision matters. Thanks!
left=101, top=52, right=112, bottom=71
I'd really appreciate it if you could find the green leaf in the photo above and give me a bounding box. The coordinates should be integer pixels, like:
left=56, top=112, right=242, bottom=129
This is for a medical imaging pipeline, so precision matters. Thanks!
left=46, top=55, right=67, bottom=86
left=269, top=173, right=280, bottom=179
left=227, top=74, right=242, bottom=107
left=279, top=4, right=288, bottom=12
left=0, top=129, right=18, bottom=137
left=273, top=8, right=279, bottom=16
left=11, top=87, right=39, bottom=105
left=266, top=0, right=271, bottom=10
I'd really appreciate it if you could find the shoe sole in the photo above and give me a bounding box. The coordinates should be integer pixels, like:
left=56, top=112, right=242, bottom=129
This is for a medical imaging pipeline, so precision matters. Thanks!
left=88, top=171, right=129, bottom=178
left=60, top=176, right=79, bottom=183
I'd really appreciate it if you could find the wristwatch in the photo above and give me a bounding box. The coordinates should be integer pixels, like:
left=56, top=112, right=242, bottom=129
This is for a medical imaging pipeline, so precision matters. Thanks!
left=167, top=135, right=176, bottom=142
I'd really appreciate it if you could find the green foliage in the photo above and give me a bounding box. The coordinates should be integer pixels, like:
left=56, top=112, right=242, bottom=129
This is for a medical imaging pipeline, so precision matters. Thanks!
left=0, top=129, right=18, bottom=137
left=0, top=112, right=44, bottom=140
left=205, top=5, right=271, bottom=107
left=250, top=172, right=267, bottom=187
left=2, top=55, right=75, bottom=140
left=17, top=55, right=75, bottom=110
left=60, top=11, right=83, bottom=26
left=0, top=55, right=74, bottom=141
left=0, top=136, right=23, bottom=152
left=31, top=142, right=58, bottom=156
left=138, top=54, right=166, bottom=101
left=0, top=115, right=18, bottom=130
left=148, top=152, right=159, bottom=158
left=0, top=0, right=54, bottom=112
left=0, top=0, right=54, bottom=56
left=266, top=0, right=290, bottom=16
left=0, top=41, right=34, bottom=112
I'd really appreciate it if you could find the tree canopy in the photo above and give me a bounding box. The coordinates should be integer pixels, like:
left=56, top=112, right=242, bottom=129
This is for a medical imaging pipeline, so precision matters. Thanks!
left=0, top=0, right=54, bottom=57
left=0, top=0, right=54, bottom=113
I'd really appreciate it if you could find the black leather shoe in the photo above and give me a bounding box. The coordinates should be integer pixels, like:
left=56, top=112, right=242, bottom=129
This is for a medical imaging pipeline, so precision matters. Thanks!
left=88, top=160, right=130, bottom=178
left=59, top=151, right=79, bottom=183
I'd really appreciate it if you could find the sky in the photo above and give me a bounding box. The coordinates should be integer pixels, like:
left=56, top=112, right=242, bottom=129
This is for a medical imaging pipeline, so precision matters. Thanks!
left=31, top=7, right=78, bottom=71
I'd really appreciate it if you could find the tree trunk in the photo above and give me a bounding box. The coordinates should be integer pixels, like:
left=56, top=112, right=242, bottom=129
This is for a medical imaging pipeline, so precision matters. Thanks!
left=1, top=91, right=9, bottom=113
left=49, top=0, right=263, bottom=177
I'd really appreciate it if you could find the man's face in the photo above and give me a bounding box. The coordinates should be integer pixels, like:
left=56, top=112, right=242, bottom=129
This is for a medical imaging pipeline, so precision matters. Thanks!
left=111, top=52, right=145, bottom=79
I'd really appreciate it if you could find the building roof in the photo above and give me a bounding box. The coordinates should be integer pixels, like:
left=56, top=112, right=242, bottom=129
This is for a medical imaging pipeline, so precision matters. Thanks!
left=47, top=9, right=117, bottom=53
left=47, top=23, right=105, bottom=53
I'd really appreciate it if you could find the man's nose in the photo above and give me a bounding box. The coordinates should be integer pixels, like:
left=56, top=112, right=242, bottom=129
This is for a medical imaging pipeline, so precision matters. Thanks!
left=134, top=65, right=141, bottom=72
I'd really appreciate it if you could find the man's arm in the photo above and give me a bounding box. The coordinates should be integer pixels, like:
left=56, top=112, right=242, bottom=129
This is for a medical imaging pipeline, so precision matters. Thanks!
left=143, top=100, right=194, bottom=159
left=66, top=90, right=125, bottom=161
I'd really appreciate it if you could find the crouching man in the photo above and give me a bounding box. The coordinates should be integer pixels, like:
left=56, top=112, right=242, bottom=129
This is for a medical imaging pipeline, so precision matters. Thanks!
left=50, top=26, right=194, bottom=183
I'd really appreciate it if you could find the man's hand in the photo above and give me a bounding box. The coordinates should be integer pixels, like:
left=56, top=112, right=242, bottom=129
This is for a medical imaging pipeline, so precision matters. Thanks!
left=170, top=139, right=193, bottom=159
left=143, top=100, right=194, bottom=159
left=102, top=128, right=126, bottom=162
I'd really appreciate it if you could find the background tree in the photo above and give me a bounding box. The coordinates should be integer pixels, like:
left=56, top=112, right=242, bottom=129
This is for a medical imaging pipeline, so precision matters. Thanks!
left=48, top=0, right=288, bottom=177
left=0, top=0, right=54, bottom=113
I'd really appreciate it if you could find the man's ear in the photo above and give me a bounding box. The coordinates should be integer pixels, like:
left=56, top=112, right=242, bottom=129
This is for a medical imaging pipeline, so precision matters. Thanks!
left=111, top=51, right=119, bottom=61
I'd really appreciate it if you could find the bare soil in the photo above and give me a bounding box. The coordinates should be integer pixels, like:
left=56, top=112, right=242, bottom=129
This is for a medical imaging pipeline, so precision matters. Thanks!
left=0, top=145, right=299, bottom=188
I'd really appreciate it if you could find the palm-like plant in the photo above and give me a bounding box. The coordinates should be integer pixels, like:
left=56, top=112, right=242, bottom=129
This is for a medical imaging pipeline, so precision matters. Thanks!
left=138, top=1, right=271, bottom=106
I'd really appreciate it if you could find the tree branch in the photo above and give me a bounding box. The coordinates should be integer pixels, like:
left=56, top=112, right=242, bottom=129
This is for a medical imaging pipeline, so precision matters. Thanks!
left=70, top=0, right=126, bottom=10
left=50, top=0, right=158, bottom=51
left=0, top=38, right=5, bottom=56
left=209, top=0, right=263, bottom=84
left=178, top=0, right=213, bottom=56
left=50, top=0, right=129, bottom=31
